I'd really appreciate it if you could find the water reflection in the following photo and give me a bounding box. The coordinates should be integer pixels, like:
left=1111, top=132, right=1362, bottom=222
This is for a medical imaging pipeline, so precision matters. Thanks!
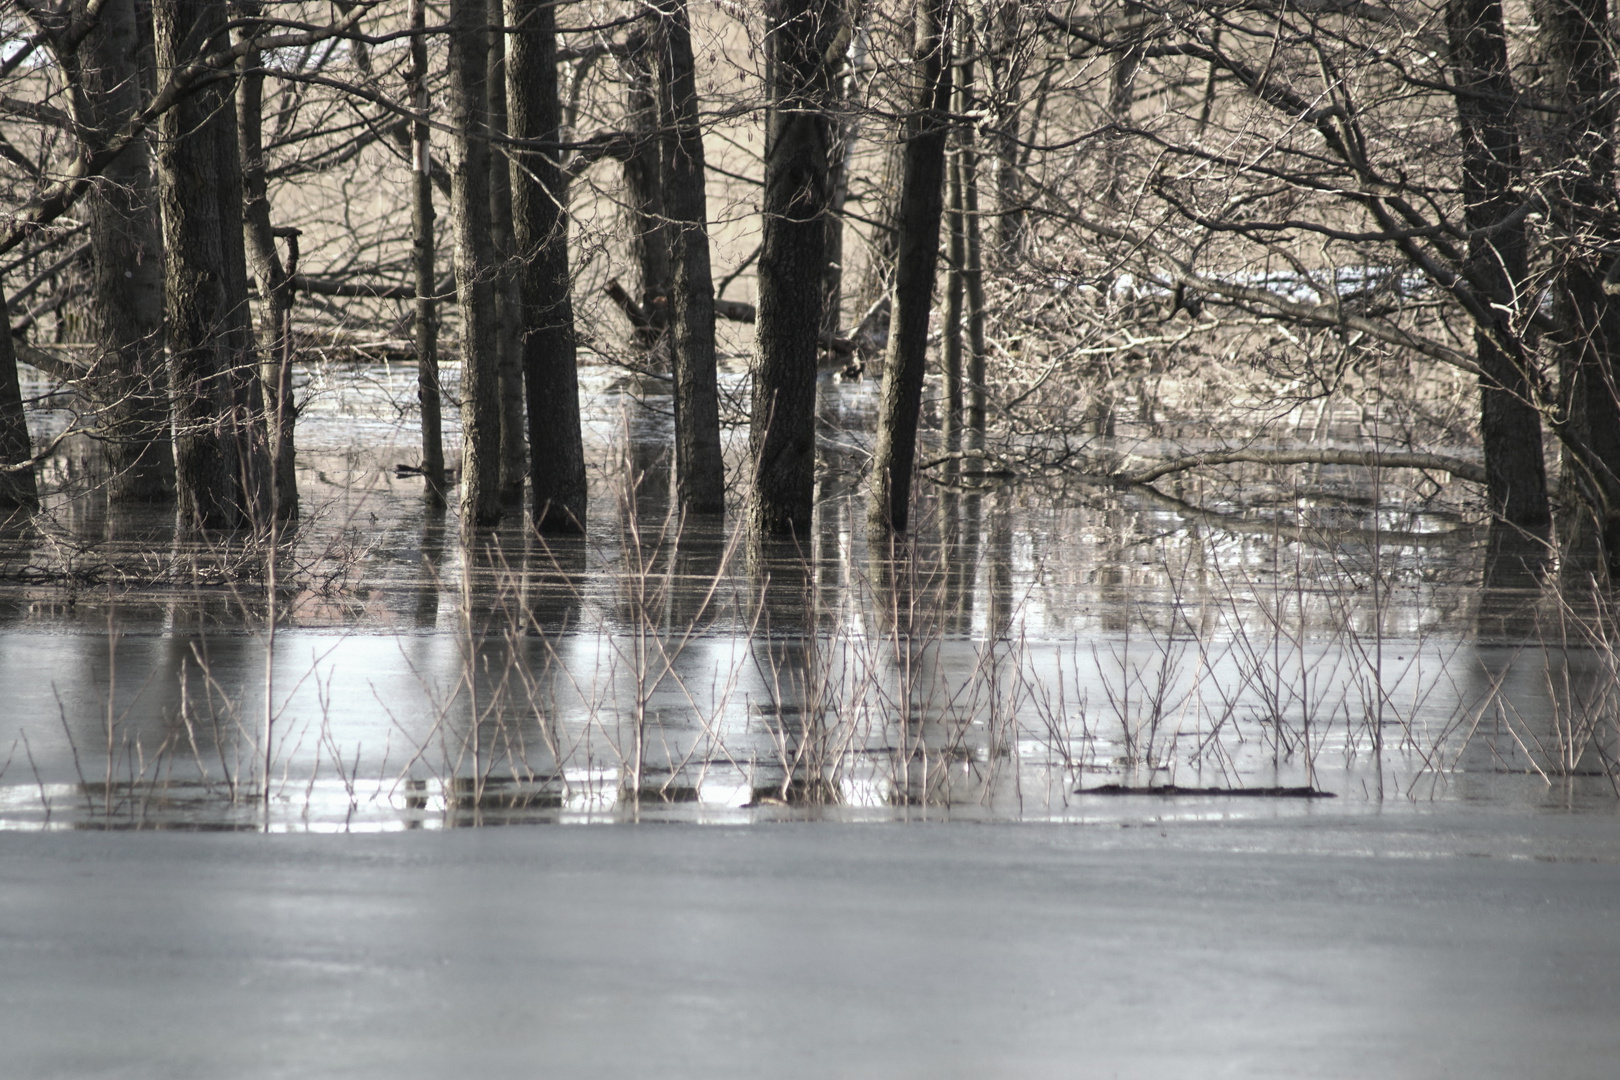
left=1, top=367, right=1618, bottom=827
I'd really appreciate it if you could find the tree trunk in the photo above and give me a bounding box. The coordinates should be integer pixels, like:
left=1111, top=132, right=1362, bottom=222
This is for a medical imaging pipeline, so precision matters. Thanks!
left=1447, top=0, right=1548, bottom=530
left=1533, top=0, right=1620, bottom=574
left=657, top=0, right=724, bottom=515
left=69, top=0, right=172, bottom=503
left=621, top=26, right=671, bottom=356
left=822, top=18, right=864, bottom=341
left=153, top=0, right=262, bottom=530
left=986, top=0, right=1025, bottom=262
left=508, top=0, right=586, bottom=533
left=488, top=0, right=526, bottom=505
left=868, top=0, right=952, bottom=536
left=237, top=5, right=298, bottom=521
left=0, top=275, right=38, bottom=509
left=448, top=0, right=502, bottom=529
left=749, top=0, right=844, bottom=538
left=409, top=0, right=445, bottom=508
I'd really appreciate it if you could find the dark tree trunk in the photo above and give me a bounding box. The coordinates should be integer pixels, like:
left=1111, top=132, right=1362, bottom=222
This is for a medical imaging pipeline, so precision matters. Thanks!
left=657, top=0, right=724, bottom=515
left=1533, top=0, right=1620, bottom=574
left=621, top=26, right=671, bottom=354
left=0, top=276, right=38, bottom=509
left=868, top=0, right=952, bottom=535
left=69, top=0, right=172, bottom=503
left=409, top=0, right=445, bottom=508
left=488, top=0, right=526, bottom=504
left=509, top=0, right=586, bottom=533
left=1447, top=0, right=1549, bottom=531
left=153, top=0, right=262, bottom=530
left=237, top=6, right=298, bottom=521
left=448, top=0, right=502, bottom=529
left=749, top=0, right=843, bottom=538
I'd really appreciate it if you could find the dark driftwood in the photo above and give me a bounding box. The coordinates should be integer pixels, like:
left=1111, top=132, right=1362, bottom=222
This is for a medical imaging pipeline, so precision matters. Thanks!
left=1079, top=784, right=1335, bottom=798
left=1118, top=447, right=1488, bottom=486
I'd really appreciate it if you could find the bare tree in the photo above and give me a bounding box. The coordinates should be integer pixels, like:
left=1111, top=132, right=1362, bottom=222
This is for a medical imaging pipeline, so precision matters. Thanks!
left=509, top=0, right=585, bottom=533
left=448, top=0, right=502, bottom=528
left=869, top=0, right=951, bottom=535
left=657, top=0, right=724, bottom=515
left=750, top=0, right=847, bottom=539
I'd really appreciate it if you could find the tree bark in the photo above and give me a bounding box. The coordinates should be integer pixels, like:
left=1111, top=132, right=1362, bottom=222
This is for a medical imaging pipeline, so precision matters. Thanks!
left=509, top=0, right=586, bottom=533
left=868, top=0, right=952, bottom=535
left=621, top=25, right=671, bottom=355
left=0, top=274, right=38, bottom=509
left=237, top=3, right=298, bottom=520
left=1533, top=0, right=1620, bottom=574
left=488, top=0, right=526, bottom=505
left=448, top=0, right=502, bottom=529
left=68, top=0, right=172, bottom=503
left=153, top=0, right=262, bottom=530
left=749, top=0, right=844, bottom=538
left=657, top=0, right=724, bottom=515
left=409, top=0, right=445, bottom=508
left=1447, top=0, right=1548, bottom=530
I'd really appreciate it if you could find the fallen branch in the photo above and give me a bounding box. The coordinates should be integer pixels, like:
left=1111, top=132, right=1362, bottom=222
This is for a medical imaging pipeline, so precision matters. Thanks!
left=1117, top=447, right=1487, bottom=486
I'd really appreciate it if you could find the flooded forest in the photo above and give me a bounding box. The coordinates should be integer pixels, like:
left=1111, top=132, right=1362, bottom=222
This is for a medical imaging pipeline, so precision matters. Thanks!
left=2, top=0, right=1619, bottom=830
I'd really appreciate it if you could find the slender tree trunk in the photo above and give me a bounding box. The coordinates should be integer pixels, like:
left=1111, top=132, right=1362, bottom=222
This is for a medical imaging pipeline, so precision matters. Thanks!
left=944, top=139, right=965, bottom=442
left=1533, top=0, right=1620, bottom=574
left=958, top=15, right=987, bottom=444
left=409, top=0, right=445, bottom=508
left=0, top=276, right=38, bottom=509
left=488, top=0, right=526, bottom=504
left=622, top=26, right=671, bottom=355
left=987, top=0, right=1025, bottom=262
left=448, top=0, right=502, bottom=528
left=1447, top=0, right=1548, bottom=530
left=237, top=7, right=298, bottom=520
left=868, top=0, right=952, bottom=535
left=153, top=0, right=261, bottom=530
left=69, top=0, right=172, bottom=502
left=509, top=0, right=586, bottom=533
left=750, top=0, right=844, bottom=538
left=1101, top=0, right=1142, bottom=207
left=822, top=18, right=864, bottom=340
left=657, top=0, right=724, bottom=515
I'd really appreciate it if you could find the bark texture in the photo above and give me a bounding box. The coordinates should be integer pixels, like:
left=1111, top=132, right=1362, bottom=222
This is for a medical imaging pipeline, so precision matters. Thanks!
left=657, top=0, right=724, bottom=515
left=153, top=0, right=263, bottom=530
left=868, top=0, right=952, bottom=535
left=750, top=0, right=843, bottom=538
left=69, top=0, right=172, bottom=502
left=488, top=0, right=527, bottom=504
left=0, top=274, right=38, bottom=509
left=509, top=0, right=586, bottom=532
left=448, top=0, right=502, bottom=528
left=409, top=0, right=445, bottom=507
left=1447, top=0, right=1548, bottom=530
left=621, top=26, right=671, bottom=354
left=1534, top=0, right=1620, bottom=574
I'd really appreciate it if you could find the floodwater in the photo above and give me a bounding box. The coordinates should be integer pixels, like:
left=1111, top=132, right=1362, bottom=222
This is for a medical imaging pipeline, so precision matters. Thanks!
left=1, top=360, right=1615, bottom=830
left=5, top=361, right=1620, bottom=1079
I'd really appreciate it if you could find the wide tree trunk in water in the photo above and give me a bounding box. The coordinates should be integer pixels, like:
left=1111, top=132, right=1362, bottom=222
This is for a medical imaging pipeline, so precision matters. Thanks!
left=750, top=0, right=843, bottom=538
left=448, top=0, right=502, bottom=529
left=868, top=0, right=952, bottom=536
left=621, top=27, right=671, bottom=355
left=508, top=0, right=586, bottom=533
left=237, top=6, right=298, bottom=521
left=1447, top=0, right=1548, bottom=531
left=657, top=0, right=724, bottom=515
left=153, top=0, right=264, bottom=530
left=0, top=280, right=38, bottom=510
left=488, top=0, right=526, bottom=505
left=409, top=0, right=445, bottom=508
left=1534, top=0, right=1620, bottom=575
left=68, top=0, right=172, bottom=503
